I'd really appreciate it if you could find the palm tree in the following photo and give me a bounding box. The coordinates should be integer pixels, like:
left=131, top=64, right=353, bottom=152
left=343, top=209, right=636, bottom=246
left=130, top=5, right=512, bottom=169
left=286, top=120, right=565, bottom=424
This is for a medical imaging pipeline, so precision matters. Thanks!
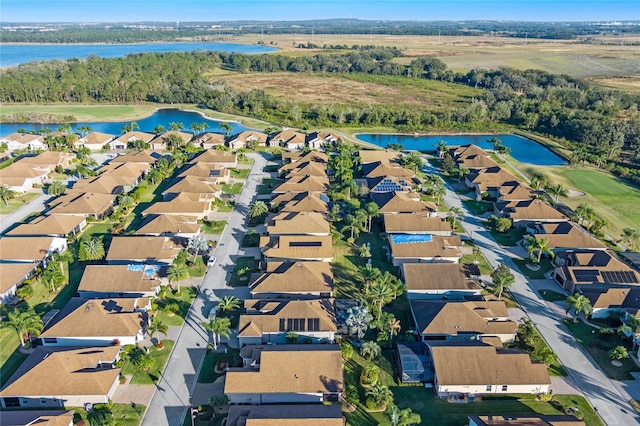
left=201, top=317, right=232, bottom=350
left=0, top=184, right=18, bottom=207
left=190, top=122, right=202, bottom=134
left=434, top=140, right=448, bottom=158
left=169, top=122, right=184, bottom=131
left=78, top=125, right=93, bottom=137
left=490, top=263, right=515, bottom=301
left=524, top=235, right=554, bottom=264
left=456, top=165, right=470, bottom=182
left=147, top=317, right=169, bottom=344
left=546, top=183, right=568, bottom=206
left=425, top=174, right=442, bottom=190
left=74, top=164, right=94, bottom=179
left=345, top=306, right=373, bottom=339
left=361, top=341, right=381, bottom=360
left=366, top=384, right=394, bottom=409
left=121, top=122, right=139, bottom=134
left=565, top=294, right=593, bottom=323
left=146, top=168, right=163, bottom=185
left=389, top=405, right=421, bottom=426
left=167, top=262, right=190, bottom=293
left=342, top=209, right=368, bottom=240
left=364, top=202, right=380, bottom=232
left=42, top=265, right=65, bottom=292
left=218, top=121, right=233, bottom=136
left=574, top=203, right=595, bottom=226
left=79, top=237, right=105, bottom=261
left=367, top=281, right=394, bottom=321
left=2, top=309, right=43, bottom=347
left=248, top=200, right=269, bottom=218
left=359, top=265, right=382, bottom=293
left=530, top=172, right=548, bottom=193
left=590, top=216, right=609, bottom=237
left=153, top=125, right=166, bottom=135
left=216, top=295, right=240, bottom=313
left=117, top=194, right=135, bottom=211
left=620, top=228, right=640, bottom=251
left=57, top=123, right=72, bottom=133
left=432, top=182, right=447, bottom=206
left=187, top=235, right=210, bottom=262
left=387, top=316, right=401, bottom=343
left=447, top=207, right=464, bottom=230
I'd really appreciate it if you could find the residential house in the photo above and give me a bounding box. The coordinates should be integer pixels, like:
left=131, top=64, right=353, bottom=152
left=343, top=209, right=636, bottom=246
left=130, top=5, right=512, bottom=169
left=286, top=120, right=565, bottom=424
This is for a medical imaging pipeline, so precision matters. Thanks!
left=6, top=214, right=86, bottom=237
left=271, top=191, right=330, bottom=213
left=383, top=213, right=452, bottom=236
left=357, top=150, right=401, bottom=165
left=113, top=132, right=155, bottom=150
left=237, top=299, right=337, bottom=346
left=495, top=199, right=567, bottom=228
left=260, top=235, right=333, bottom=262
left=553, top=250, right=640, bottom=293
left=465, top=166, right=519, bottom=200
left=306, top=131, right=341, bottom=150
left=0, top=133, right=45, bottom=151
left=273, top=175, right=330, bottom=194
left=410, top=300, right=517, bottom=342
left=269, top=129, right=307, bottom=150
left=427, top=341, right=551, bottom=398
left=19, top=151, right=74, bottom=170
left=387, top=234, right=462, bottom=266
left=528, top=222, right=607, bottom=253
left=47, top=192, right=116, bottom=219
left=250, top=262, right=334, bottom=299
left=151, top=131, right=192, bottom=150
left=228, top=131, right=268, bottom=151
left=451, top=144, right=499, bottom=170
left=225, top=344, right=343, bottom=404
left=195, top=132, right=226, bottom=150
left=582, top=288, right=640, bottom=319
left=67, top=174, right=138, bottom=195
left=97, top=162, right=150, bottom=183
left=619, top=252, right=640, bottom=271
left=0, top=346, right=121, bottom=408
left=267, top=211, right=330, bottom=236
left=190, top=150, right=237, bottom=168
left=371, top=191, right=437, bottom=216
left=0, top=410, right=75, bottom=426
left=0, top=263, right=38, bottom=305
left=497, top=181, right=536, bottom=202
left=226, top=404, right=343, bottom=426
left=105, top=236, right=184, bottom=265
left=136, top=214, right=201, bottom=238
left=109, top=150, right=161, bottom=165
left=402, top=263, right=482, bottom=300
left=362, top=161, right=414, bottom=179
left=162, top=176, right=220, bottom=202
left=468, top=415, right=584, bottom=426
left=0, top=162, right=49, bottom=193
left=40, top=297, right=149, bottom=347
left=281, top=161, right=329, bottom=178
left=282, top=151, right=328, bottom=166
left=76, top=132, right=115, bottom=151
left=142, top=193, right=211, bottom=220
left=366, top=175, right=413, bottom=193
left=178, top=162, right=230, bottom=184
left=78, top=265, right=162, bottom=299
left=0, top=237, right=68, bottom=265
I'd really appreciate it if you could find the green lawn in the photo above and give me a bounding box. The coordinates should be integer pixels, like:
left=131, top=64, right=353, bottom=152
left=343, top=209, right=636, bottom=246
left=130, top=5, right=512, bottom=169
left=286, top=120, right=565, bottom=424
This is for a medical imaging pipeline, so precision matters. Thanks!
left=156, top=286, right=197, bottom=327
left=187, top=256, right=207, bottom=278
left=564, top=319, right=640, bottom=381
left=121, top=340, right=175, bottom=385
left=222, top=182, right=243, bottom=195
left=484, top=222, right=526, bottom=246
left=263, top=164, right=279, bottom=173
left=74, top=402, right=145, bottom=426
left=241, top=232, right=260, bottom=247
left=460, top=242, right=493, bottom=276
left=197, top=349, right=241, bottom=383
left=463, top=199, right=494, bottom=216
left=512, top=322, right=567, bottom=377
left=201, top=220, right=226, bottom=234
left=0, top=329, right=28, bottom=387
left=0, top=104, right=160, bottom=122
left=0, top=191, right=40, bottom=215
left=229, top=168, right=250, bottom=179
left=539, top=290, right=567, bottom=303
left=257, top=178, right=283, bottom=195
left=419, top=193, right=450, bottom=212
left=229, top=257, right=258, bottom=287
left=513, top=258, right=554, bottom=280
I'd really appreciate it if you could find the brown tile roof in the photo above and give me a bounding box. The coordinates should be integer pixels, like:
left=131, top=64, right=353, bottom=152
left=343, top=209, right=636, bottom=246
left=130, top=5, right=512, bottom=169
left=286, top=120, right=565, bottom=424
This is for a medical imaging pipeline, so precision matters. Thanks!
left=459, top=154, right=500, bottom=169
left=402, top=263, right=482, bottom=292
left=536, top=222, right=606, bottom=250
left=114, top=131, right=155, bottom=144
left=225, top=345, right=343, bottom=394
left=498, top=182, right=536, bottom=201
left=106, top=236, right=184, bottom=262
left=261, top=235, right=333, bottom=261
left=0, top=162, right=49, bottom=179
left=162, top=176, right=221, bottom=195
left=78, top=265, right=161, bottom=294
left=136, top=214, right=201, bottom=235
left=81, top=131, right=115, bottom=145
left=239, top=299, right=336, bottom=337
left=362, top=161, right=414, bottom=179
left=0, top=237, right=58, bottom=261
left=41, top=298, right=147, bottom=338
left=7, top=214, right=84, bottom=236
left=411, top=301, right=517, bottom=336
left=383, top=213, right=452, bottom=234
left=178, top=162, right=228, bottom=179
left=0, top=346, right=120, bottom=399
left=250, top=262, right=333, bottom=295
left=190, top=150, right=236, bottom=164
left=498, top=199, right=567, bottom=221
left=142, top=193, right=210, bottom=217
left=152, top=131, right=192, bottom=145
left=270, top=129, right=306, bottom=145
left=366, top=176, right=413, bottom=192
left=0, top=410, right=75, bottom=426
left=282, top=151, right=329, bottom=164
left=268, top=212, right=330, bottom=235
left=429, top=342, right=551, bottom=387
left=0, top=263, right=37, bottom=294
left=68, top=175, right=134, bottom=194
left=470, top=415, right=584, bottom=426
left=468, top=166, right=519, bottom=191
left=195, top=132, right=226, bottom=145
left=110, top=150, right=159, bottom=164
left=389, top=234, right=462, bottom=259
left=229, top=131, right=268, bottom=144
left=227, top=404, right=343, bottom=426
left=273, top=192, right=329, bottom=213
left=273, top=175, right=330, bottom=193
left=98, top=161, right=149, bottom=177
left=48, top=192, right=115, bottom=216
left=283, top=162, right=329, bottom=178
left=1, top=133, right=44, bottom=144
left=358, top=150, right=401, bottom=164
left=19, top=151, right=74, bottom=167
left=583, top=288, right=640, bottom=309
left=452, top=144, right=488, bottom=158
left=372, top=191, right=437, bottom=214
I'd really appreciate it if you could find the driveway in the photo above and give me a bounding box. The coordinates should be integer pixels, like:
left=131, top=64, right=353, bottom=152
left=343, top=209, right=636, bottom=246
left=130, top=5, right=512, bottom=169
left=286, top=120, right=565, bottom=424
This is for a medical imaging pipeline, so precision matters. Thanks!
left=141, top=153, right=267, bottom=426
left=421, top=156, right=640, bottom=425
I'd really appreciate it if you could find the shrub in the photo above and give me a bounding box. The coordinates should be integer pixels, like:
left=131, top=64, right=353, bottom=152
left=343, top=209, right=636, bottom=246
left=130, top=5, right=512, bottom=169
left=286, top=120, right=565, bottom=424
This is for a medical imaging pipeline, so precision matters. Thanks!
left=16, top=283, right=33, bottom=300
left=495, top=217, right=512, bottom=233
left=360, top=365, right=380, bottom=387
left=345, top=384, right=360, bottom=405
left=341, top=341, right=355, bottom=360
left=609, top=345, right=629, bottom=361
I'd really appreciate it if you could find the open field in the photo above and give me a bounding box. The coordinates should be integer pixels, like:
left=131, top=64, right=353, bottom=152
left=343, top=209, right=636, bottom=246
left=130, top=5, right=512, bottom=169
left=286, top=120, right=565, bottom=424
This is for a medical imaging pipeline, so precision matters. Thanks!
left=234, top=33, right=640, bottom=79
left=220, top=72, right=481, bottom=110
left=524, top=165, right=640, bottom=239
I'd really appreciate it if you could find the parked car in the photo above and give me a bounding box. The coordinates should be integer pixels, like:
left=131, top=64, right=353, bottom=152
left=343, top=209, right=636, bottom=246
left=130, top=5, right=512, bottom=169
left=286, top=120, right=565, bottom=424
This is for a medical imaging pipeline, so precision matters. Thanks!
left=207, top=256, right=217, bottom=267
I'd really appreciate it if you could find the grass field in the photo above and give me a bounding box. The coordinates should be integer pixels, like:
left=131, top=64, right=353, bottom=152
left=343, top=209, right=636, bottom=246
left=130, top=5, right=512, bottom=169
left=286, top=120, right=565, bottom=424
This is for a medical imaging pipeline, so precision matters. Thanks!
left=525, top=165, right=640, bottom=239
left=121, top=340, right=175, bottom=384
left=0, top=191, right=41, bottom=215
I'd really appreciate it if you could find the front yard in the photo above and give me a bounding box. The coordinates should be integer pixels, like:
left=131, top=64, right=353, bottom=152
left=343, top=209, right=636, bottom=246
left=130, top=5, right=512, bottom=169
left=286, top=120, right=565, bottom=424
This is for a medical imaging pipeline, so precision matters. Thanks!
left=197, top=349, right=241, bottom=383
left=121, top=340, right=175, bottom=385
left=0, top=191, right=41, bottom=215
left=483, top=221, right=526, bottom=246
left=229, top=257, right=258, bottom=287
left=156, top=286, right=198, bottom=327
left=513, top=258, right=554, bottom=280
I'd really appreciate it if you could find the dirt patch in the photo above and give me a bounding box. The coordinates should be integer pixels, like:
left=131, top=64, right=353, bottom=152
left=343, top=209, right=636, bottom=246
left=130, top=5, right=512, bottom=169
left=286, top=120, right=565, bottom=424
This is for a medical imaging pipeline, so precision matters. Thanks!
left=567, top=189, right=585, bottom=197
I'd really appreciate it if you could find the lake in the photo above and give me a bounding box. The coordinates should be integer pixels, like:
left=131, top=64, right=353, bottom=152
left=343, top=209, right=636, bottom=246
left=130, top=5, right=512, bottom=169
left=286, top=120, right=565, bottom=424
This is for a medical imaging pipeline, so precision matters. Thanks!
left=356, top=133, right=567, bottom=166
left=0, top=42, right=277, bottom=67
left=0, top=108, right=254, bottom=137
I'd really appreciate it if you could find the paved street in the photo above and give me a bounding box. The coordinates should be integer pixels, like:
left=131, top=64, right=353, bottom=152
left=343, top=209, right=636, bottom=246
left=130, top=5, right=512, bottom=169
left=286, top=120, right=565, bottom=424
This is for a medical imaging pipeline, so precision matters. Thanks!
left=421, top=156, right=640, bottom=425
left=141, top=153, right=267, bottom=426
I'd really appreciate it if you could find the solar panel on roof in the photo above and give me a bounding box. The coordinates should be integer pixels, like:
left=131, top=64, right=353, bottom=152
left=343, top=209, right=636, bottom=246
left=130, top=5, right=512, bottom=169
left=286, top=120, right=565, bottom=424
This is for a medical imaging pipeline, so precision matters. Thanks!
left=289, top=241, right=322, bottom=247
left=572, top=269, right=600, bottom=283
left=602, top=270, right=639, bottom=284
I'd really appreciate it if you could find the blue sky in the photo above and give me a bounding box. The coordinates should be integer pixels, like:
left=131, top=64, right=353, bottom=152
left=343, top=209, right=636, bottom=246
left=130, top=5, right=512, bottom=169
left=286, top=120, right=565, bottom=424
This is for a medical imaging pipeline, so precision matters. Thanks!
left=2, top=1, right=638, bottom=23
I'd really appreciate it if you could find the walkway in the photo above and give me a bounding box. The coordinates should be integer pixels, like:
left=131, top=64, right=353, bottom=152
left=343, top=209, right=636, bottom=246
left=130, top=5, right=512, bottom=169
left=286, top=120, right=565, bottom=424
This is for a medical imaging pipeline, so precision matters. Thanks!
left=421, top=155, right=640, bottom=426
left=141, top=153, right=268, bottom=426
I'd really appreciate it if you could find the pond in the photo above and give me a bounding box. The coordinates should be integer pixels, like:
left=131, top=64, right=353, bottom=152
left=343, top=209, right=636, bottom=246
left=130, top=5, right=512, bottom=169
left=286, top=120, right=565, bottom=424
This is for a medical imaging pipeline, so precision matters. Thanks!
left=0, top=108, right=254, bottom=137
left=356, top=133, right=567, bottom=166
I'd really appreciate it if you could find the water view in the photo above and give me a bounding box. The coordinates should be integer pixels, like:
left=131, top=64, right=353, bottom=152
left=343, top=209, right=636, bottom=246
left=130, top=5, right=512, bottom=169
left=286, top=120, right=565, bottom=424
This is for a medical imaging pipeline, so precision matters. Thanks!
left=0, top=42, right=277, bottom=67
left=356, top=133, right=567, bottom=166
left=0, top=108, right=254, bottom=136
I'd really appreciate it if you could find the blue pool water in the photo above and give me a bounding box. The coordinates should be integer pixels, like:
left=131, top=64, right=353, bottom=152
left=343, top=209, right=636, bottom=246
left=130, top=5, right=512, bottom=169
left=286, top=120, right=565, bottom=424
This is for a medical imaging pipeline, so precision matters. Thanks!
left=0, top=108, right=254, bottom=137
left=0, top=42, right=277, bottom=67
left=356, top=133, right=567, bottom=166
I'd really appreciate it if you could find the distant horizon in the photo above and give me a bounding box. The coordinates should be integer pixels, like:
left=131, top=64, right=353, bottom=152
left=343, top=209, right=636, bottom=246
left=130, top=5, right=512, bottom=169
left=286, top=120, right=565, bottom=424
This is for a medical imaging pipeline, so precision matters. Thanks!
left=2, top=1, right=639, bottom=24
